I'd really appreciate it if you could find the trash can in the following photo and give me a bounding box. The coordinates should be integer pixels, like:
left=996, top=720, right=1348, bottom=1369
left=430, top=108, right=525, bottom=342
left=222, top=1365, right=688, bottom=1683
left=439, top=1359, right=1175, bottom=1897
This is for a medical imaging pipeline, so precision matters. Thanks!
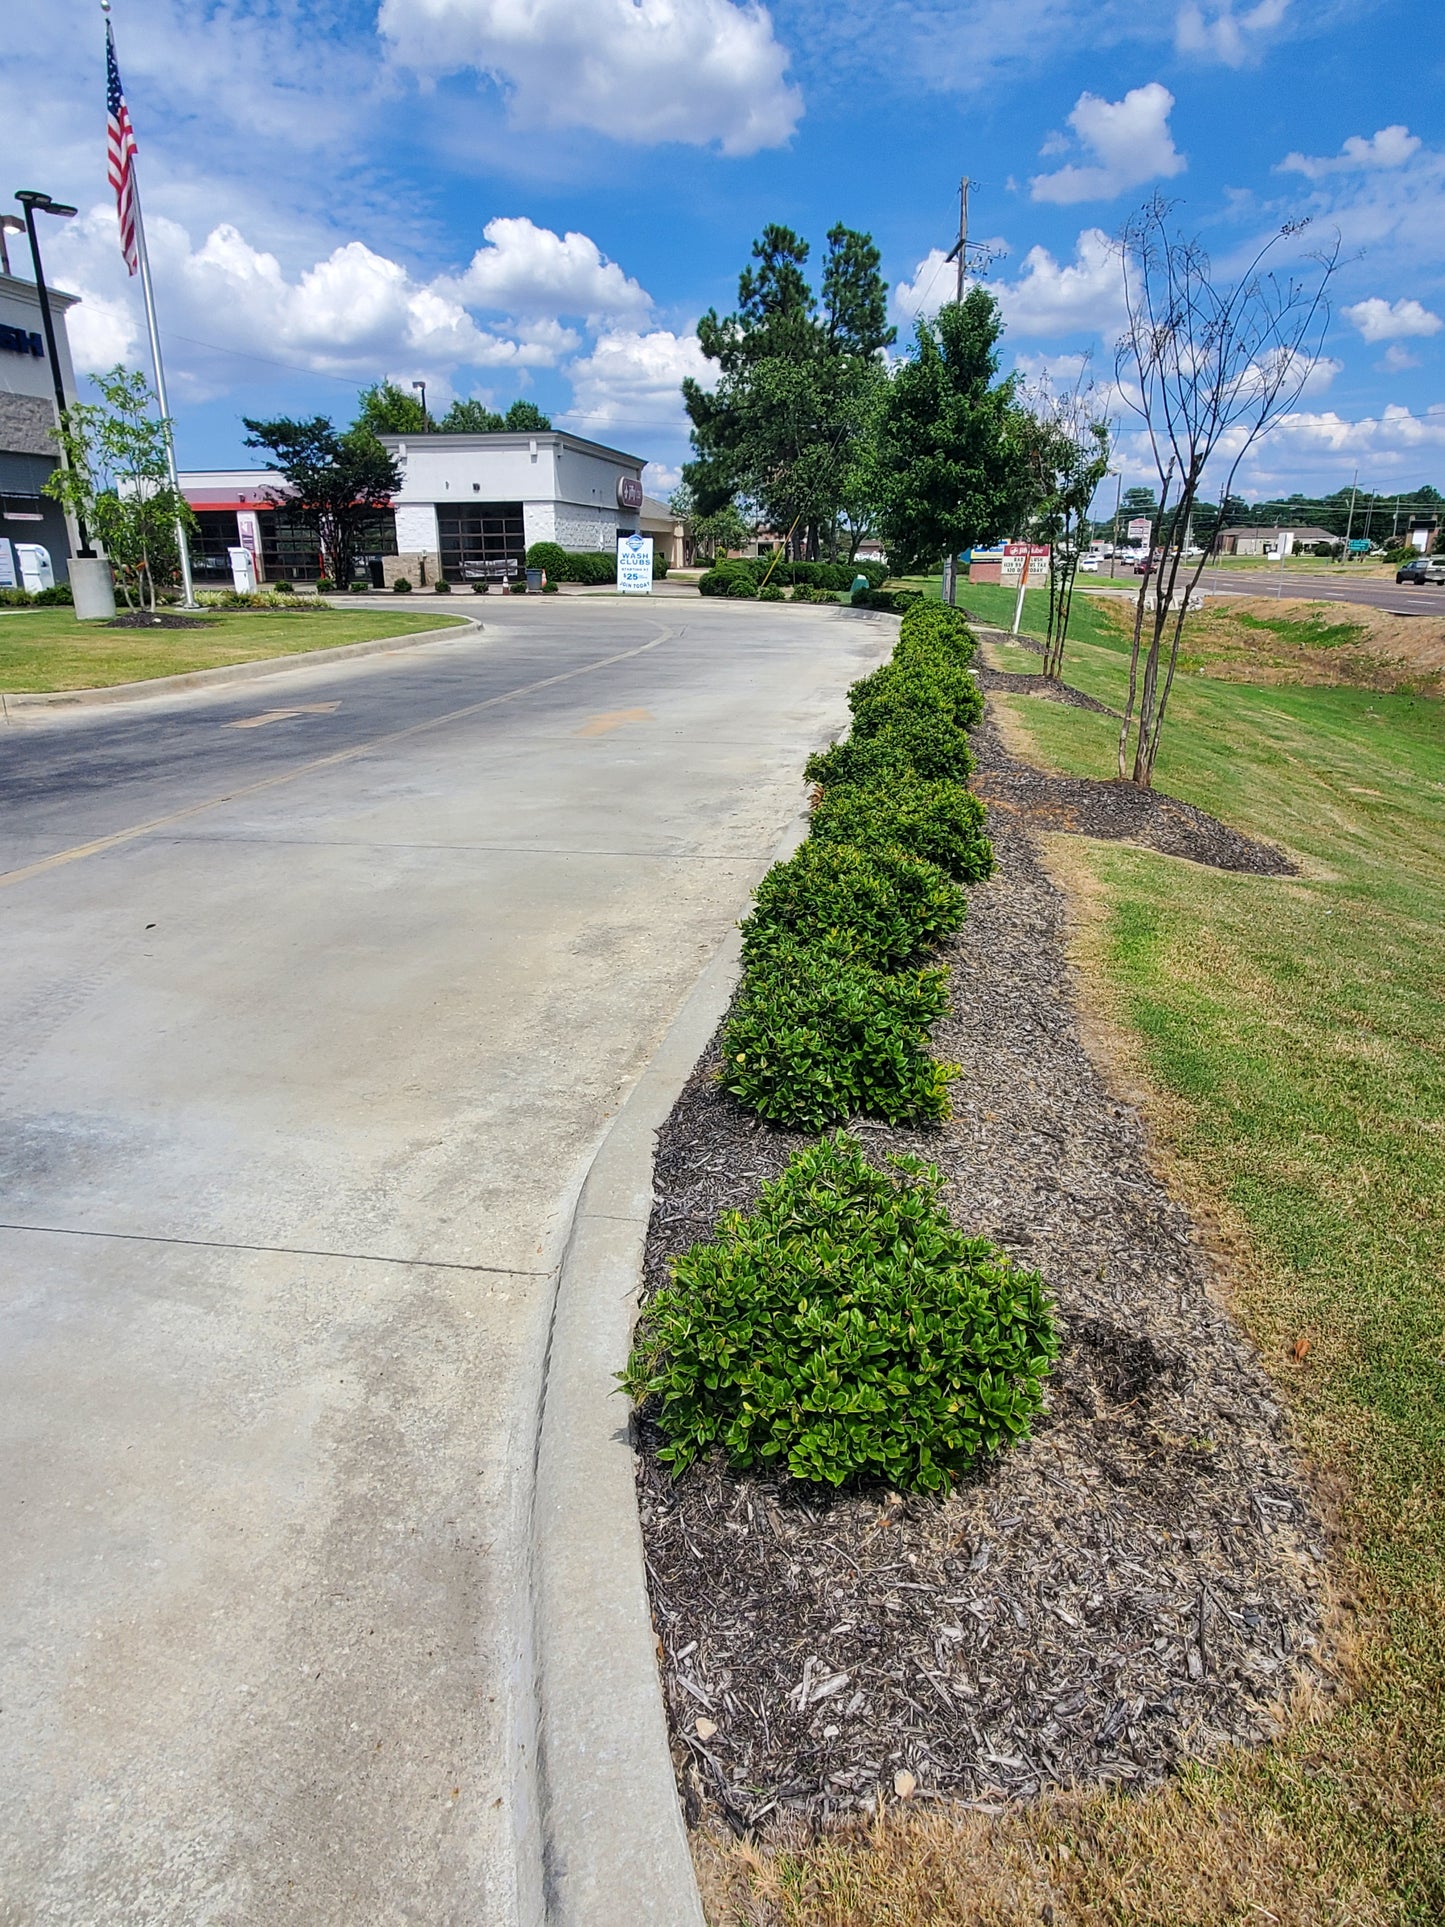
left=526, top=567, right=543, bottom=592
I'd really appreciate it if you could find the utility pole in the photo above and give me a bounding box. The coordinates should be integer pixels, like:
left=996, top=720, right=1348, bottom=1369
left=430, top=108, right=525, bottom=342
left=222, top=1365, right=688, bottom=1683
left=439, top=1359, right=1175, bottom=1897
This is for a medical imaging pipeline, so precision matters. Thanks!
left=946, top=178, right=971, bottom=303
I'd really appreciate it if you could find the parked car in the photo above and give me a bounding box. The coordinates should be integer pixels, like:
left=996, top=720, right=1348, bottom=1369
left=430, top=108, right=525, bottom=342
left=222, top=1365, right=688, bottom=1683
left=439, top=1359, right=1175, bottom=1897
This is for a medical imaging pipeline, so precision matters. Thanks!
left=1133, top=555, right=1155, bottom=575
left=1396, top=555, right=1445, bottom=584
left=1079, top=555, right=1101, bottom=572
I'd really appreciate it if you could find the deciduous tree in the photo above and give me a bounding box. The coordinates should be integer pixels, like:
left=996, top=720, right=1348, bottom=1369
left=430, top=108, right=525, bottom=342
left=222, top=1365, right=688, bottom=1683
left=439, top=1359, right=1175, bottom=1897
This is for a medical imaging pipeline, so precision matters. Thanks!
left=242, top=414, right=400, bottom=588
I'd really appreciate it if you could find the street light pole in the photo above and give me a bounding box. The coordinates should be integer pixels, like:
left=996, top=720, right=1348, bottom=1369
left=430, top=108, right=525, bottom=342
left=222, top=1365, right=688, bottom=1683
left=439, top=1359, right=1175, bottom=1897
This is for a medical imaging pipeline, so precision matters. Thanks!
left=412, top=380, right=428, bottom=429
left=0, top=214, right=24, bottom=277
left=15, top=190, right=92, bottom=556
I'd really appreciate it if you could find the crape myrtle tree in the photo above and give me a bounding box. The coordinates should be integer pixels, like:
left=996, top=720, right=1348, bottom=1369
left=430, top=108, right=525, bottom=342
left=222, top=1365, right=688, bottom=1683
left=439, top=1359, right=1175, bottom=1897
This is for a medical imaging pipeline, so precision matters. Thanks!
left=1016, top=371, right=1111, bottom=681
left=44, top=365, right=196, bottom=613
left=1113, top=196, right=1339, bottom=788
left=242, top=414, right=401, bottom=588
left=873, top=287, right=1029, bottom=575
left=682, top=223, right=895, bottom=560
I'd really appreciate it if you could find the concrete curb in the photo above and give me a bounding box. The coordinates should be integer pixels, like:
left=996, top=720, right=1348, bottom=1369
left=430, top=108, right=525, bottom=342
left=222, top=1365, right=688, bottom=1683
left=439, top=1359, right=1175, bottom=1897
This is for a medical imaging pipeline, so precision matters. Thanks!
left=530, top=803, right=814, bottom=1927
left=0, top=616, right=480, bottom=717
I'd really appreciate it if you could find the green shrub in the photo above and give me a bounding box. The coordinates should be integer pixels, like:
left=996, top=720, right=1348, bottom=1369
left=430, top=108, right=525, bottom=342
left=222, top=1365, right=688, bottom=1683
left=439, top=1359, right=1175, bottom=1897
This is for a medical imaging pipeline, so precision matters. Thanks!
left=805, top=708, right=976, bottom=787
left=34, top=582, right=75, bottom=605
left=847, top=655, right=984, bottom=738
left=273, top=579, right=294, bottom=594
left=790, top=583, right=837, bottom=605
left=742, top=841, right=965, bottom=971
left=472, top=579, right=490, bottom=593
left=548, top=550, right=618, bottom=585
left=392, top=577, right=412, bottom=593
left=526, top=540, right=567, bottom=577
left=434, top=579, right=453, bottom=593
left=653, top=556, right=669, bottom=581
left=851, top=586, right=923, bottom=614
left=621, top=1131, right=1058, bottom=1491
left=511, top=580, right=528, bottom=595
left=720, top=941, right=957, bottom=1131
left=758, top=582, right=784, bottom=601
left=348, top=580, right=368, bottom=594
left=698, top=559, right=754, bottom=597
left=810, top=777, right=994, bottom=883
left=316, top=576, right=335, bottom=593
left=725, top=572, right=759, bottom=599
left=542, top=579, right=559, bottom=593
left=896, top=598, right=978, bottom=667
left=0, top=587, right=34, bottom=607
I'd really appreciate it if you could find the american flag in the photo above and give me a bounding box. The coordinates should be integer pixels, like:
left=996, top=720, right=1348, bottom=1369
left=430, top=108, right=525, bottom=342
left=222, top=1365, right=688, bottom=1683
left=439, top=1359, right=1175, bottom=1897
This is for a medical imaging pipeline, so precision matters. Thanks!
left=106, top=22, right=139, bottom=276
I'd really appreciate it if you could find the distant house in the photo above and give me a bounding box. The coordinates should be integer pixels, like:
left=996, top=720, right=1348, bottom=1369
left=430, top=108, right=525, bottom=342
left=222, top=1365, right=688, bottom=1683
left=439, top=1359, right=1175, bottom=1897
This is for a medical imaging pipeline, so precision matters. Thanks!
left=1216, top=525, right=1337, bottom=557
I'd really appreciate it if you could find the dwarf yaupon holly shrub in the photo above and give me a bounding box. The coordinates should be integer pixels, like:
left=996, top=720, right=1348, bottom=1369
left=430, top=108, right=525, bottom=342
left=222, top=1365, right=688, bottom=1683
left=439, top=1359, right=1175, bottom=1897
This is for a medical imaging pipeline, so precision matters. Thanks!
left=742, top=841, right=966, bottom=972
left=720, top=939, right=957, bottom=1130
left=847, top=655, right=985, bottom=738
left=810, top=777, right=994, bottom=884
left=805, top=708, right=977, bottom=787
left=621, top=1132, right=1059, bottom=1491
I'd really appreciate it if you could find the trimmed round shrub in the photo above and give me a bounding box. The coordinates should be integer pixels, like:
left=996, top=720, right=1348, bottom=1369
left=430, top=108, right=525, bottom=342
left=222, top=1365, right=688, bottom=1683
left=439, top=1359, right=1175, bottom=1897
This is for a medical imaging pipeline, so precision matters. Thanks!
left=348, top=580, right=368, bottom=594
left=742, top=840, right=965, bottom=971
left=472, top=579, right=490, bottom=593
left=392, top=577, right=412, bottom=593
left=621, top=1131, right=1058, bottom=1491
left=847, top=656, right=984, bottom=737
left=810, top=777, right=994, bottom=883
left=272, top=579, right=294, bottom=594
left=542, top=579, right=559, bottom=593
left=525, top=540, right=567, bottom=577
left=758, top=582, right=784, bottom=601
left=805, top=709, right=976, bottom=788
left=725, top=572, right=759, bottom=599
left=316, top=576, right=335, bottom=593
left=434, top=579, right=453, bottom=593
left=719, top=940, right=957, bottom=1131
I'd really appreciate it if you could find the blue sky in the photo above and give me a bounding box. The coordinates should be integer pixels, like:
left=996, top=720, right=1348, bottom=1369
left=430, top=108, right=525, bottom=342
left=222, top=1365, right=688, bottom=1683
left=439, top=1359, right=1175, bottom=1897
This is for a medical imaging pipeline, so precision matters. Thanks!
left=4, top=0, right=1441, bottom=506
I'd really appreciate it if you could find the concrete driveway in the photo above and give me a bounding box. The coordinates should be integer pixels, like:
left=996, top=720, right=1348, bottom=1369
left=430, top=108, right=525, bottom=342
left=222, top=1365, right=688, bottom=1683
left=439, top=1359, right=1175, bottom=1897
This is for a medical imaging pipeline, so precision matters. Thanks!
left=0, top=601, right=883, bottom=1925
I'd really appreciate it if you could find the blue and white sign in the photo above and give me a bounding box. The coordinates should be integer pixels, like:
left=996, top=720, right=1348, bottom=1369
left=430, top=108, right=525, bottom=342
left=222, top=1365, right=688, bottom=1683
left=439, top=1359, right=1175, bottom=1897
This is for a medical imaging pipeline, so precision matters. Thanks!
left=616, top=531, right=653, bottom=595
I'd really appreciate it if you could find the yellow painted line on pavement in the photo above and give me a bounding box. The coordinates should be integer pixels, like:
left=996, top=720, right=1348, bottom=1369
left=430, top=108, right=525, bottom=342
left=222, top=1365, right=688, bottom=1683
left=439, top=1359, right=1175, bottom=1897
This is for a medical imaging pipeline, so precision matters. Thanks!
left=228, top=703, right=343, bottom=729
left=0, top=628, right=675, bottom=893
left=574, top=707, right=652, bottom=737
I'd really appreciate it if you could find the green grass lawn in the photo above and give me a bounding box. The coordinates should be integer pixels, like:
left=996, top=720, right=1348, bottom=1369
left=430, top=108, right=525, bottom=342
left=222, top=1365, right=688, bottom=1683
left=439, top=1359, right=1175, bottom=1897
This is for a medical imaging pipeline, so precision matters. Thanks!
left=991, top=635, right=1445, bottom=1918
left=0, top=606, right=470, bottom=693
left=726, top=634, right=1445, bottom=1923
left=894, top=571, right=1132, bottom=650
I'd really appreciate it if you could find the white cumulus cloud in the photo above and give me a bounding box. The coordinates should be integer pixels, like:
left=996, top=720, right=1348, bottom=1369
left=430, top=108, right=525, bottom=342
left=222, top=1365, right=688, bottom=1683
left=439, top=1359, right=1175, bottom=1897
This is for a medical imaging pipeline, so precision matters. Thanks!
left=995, top=229, right=1127, bottom=339
left=451, top=217, right=652, bottom=325
left=378, top=0, right=802, bottom=155
left=1280, top=124, right=1423, bottom=180
left=1175, top=0, right=1292, bottom=66
left=563, top=329, right=715, bottom=437
left=1031, top=84, right=1185, bottom=204
left=1344, top=297, right=1444, bottom=344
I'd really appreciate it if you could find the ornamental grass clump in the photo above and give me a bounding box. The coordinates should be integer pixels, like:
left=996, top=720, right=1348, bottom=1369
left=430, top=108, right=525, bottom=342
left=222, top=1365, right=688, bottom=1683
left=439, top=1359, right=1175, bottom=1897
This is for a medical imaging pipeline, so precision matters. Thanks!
left=810, top=776, right=994, bottom=884
left=621, top=1132, right=1059, bottom=1492
left=742, top=841, right=966, bottom=972
left=721, top=938, right=956, bottom=1131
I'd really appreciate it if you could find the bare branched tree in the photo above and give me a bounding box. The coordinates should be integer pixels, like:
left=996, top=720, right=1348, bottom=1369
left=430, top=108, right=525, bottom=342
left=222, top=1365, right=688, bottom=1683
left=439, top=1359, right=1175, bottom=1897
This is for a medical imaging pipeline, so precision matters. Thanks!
left=1114, top=197, right=1339, bottom=787
left=1018, top=370, right=1111, bottom=682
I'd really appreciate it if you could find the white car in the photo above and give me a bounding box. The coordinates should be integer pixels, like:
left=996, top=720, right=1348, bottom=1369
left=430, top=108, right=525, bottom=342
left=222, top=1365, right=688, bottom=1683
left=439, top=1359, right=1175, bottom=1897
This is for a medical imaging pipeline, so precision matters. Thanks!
left=1078, top=555, right=1102, bottom=572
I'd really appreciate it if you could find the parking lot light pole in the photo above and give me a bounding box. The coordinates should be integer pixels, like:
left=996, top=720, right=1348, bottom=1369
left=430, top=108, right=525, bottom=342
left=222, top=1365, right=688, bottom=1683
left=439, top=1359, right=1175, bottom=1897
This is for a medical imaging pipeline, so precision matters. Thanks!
left=15, top=190, right=93, bottom=556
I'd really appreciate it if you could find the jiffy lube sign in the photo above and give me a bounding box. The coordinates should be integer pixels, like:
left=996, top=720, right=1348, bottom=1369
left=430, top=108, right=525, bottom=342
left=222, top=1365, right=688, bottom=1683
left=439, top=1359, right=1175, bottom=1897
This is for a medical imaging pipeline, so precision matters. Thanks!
left=617, top=532, right=653, bottom=594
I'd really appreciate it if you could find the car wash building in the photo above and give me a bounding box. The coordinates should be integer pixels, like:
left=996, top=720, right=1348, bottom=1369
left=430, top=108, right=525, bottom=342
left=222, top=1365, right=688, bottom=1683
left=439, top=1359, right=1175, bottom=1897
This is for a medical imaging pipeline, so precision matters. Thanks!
left=374, top=430, right=648, bottom=587
left=0, top=265, right=80, bottom=587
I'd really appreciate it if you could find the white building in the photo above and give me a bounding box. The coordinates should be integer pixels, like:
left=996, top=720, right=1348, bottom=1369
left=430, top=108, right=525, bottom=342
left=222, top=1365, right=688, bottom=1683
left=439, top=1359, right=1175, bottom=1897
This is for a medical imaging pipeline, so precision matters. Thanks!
left=377, top=430, right=648, bottom=587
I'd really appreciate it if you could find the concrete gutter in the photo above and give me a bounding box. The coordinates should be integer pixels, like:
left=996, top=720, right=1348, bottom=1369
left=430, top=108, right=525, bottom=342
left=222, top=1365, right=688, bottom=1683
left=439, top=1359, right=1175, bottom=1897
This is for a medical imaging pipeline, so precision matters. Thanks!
left=0, top=616, right=479, bottom=718
left=531, top=792, right=816, bottom=1926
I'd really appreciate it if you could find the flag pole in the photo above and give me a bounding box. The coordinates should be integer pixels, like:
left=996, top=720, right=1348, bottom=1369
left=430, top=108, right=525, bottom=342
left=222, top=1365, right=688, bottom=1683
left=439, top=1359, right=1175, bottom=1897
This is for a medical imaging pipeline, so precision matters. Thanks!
left=102, top=0, right=196, bottom=608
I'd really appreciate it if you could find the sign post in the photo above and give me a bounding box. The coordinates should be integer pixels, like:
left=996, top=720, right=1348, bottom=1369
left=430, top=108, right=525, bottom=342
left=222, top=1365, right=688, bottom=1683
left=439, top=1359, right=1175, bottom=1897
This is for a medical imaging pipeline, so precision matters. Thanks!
left=616, top=531, right=653, bottom=594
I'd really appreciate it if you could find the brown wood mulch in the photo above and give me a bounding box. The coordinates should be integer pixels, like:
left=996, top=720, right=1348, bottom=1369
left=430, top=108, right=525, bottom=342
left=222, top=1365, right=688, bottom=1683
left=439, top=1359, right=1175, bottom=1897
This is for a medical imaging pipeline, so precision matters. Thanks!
left=634, top=683, right=1328, bottom=1838
left=105, top=611, right=212, bottom=629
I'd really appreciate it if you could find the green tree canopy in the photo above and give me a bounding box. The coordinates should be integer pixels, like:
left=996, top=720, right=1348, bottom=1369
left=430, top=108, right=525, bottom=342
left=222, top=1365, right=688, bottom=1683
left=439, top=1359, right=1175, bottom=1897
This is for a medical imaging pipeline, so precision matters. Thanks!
left=355, top=380, right=427, bottom=435
left=683, top=223, right=895, bottom=558
left=353, top=384, right=552, bottom=439
left=242, top=414, right=400, bottom=586
left=873, top=290, right=1026, bottom=575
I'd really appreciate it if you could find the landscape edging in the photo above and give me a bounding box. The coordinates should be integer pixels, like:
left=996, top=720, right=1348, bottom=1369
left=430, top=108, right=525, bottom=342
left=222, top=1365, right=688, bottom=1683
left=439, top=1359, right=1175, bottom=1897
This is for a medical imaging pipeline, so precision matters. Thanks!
left=530, top=809, right=817, bottom=1927
left=0, top=615, right=480, bottom=716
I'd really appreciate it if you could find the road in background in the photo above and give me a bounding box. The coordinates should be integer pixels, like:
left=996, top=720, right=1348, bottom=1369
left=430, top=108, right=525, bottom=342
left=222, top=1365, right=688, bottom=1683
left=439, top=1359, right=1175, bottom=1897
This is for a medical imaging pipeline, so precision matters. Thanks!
left=0, top=602, right=885, bottom=1925
left=1083, top=568, right=1445, bottom=618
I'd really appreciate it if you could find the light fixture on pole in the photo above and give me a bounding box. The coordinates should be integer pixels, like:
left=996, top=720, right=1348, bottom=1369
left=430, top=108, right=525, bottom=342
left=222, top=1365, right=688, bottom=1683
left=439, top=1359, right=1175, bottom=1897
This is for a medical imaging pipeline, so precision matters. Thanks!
left=0, top=215, right=24, bottom=278
left=412, top=380, right=428, bottom=429
left=15, top=191, right=92, bottom=557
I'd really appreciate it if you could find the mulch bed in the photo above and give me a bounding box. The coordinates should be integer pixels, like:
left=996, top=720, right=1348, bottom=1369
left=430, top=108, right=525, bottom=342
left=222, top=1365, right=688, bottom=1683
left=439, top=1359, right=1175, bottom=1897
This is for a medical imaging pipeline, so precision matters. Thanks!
left=635, top=679, right=1328, bottom=1836
left=105, top=611, right=213, bottom=629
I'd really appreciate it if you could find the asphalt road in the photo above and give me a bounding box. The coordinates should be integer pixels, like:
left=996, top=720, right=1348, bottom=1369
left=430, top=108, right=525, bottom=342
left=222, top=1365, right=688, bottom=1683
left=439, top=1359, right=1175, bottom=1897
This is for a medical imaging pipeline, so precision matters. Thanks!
left=0, top=601, right=885, bottom=1925
left=1086, top=565, right=1445, bottom=618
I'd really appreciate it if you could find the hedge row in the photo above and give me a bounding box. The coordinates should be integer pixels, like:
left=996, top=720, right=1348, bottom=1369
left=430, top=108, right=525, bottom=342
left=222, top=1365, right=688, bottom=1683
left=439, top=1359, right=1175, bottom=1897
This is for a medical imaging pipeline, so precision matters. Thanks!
left=523, top=542, right=668, bottom=583
left=622, top=599, right=1059, bottom=1494
left=719, top=599, right=993, bottom=1133
left=697, top=556, right=888, bottom=598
